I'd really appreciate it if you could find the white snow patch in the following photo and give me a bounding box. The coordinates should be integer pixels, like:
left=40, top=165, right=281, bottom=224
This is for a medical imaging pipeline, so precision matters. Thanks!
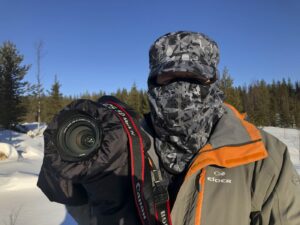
left=0, top=123, right=74, bottom=225
left=23, top=122, right=47, bottom=137
left=0, top=172, right=37, bottom=191
left=0, top=143, right=18, bottom=161
left=0, top=186, right=68, bottom=225
left=22, top=146, right=43, bottom=159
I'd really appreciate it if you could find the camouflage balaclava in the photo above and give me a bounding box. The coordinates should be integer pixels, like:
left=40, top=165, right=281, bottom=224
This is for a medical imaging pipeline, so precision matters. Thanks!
left=147, top=31, right=224, bottom=174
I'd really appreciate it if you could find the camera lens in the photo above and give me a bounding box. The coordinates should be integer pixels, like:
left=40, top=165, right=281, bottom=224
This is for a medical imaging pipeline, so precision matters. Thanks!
left=56, top=112, right=102, bottom=161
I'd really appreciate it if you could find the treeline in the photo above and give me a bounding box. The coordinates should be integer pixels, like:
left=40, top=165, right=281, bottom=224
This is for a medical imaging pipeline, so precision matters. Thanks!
left=25, top=74, right=300, bottom=128
left=22, top=84, right=150, bottom=124
left=219, top=68, right=300, bottom=128
left=0, top=41, right=299, bottom=129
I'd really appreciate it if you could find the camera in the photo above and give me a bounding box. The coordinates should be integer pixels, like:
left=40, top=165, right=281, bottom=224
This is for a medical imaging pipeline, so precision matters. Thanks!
left=38, top=97, right=155, bottom=225
left=55, top=110, right=102, bottom=162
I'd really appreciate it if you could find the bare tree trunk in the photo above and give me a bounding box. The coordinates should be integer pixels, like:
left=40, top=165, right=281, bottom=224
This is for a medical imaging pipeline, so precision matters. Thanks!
left=35, top=41, right=43, bottom=130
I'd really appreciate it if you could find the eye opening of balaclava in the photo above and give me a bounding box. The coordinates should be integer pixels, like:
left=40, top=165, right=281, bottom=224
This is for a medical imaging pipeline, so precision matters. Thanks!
left=147, top=80, right=224, bottom=174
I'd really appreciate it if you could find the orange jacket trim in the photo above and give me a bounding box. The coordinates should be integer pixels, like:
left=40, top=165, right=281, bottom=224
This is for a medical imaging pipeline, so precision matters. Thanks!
left=224, top=103, right=261, bottom=141
left=186, top=141, right=268, bottom=179
left=194, top=169, right=206, bottom=225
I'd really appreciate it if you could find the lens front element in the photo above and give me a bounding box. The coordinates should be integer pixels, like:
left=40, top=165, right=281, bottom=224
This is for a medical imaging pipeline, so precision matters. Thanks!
left=57, top=112, right=102, bottom=161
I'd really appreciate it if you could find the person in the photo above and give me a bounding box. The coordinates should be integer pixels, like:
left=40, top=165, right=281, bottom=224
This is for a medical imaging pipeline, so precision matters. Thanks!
left=143, top=31, right=300, bottom=225
left=39, top=31, right=300, bottom=225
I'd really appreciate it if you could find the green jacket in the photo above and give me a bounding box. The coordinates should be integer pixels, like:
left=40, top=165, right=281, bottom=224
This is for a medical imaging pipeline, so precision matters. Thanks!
left=67, top=104, right=300, bottom=225
left=170, top=104, right=300, bottom=225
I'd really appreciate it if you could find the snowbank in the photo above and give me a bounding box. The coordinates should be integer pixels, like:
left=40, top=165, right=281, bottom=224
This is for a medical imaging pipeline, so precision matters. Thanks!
left=0, top=143, right=18, bottom=161
left=0, top=123, right=73, bottom=225
left=23, top=122, right=47, bottom=137
left=0, top=172, right=37, bottom=191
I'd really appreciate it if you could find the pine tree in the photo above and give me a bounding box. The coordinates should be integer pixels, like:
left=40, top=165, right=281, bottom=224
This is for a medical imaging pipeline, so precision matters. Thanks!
left=269, top=80, right=280, bottom=126
left=0, top=41, right=30, bottom=128
left=127, top=83, right=140, bottom=114
left=115, top=88, right=123, bottom=101
left=80, top=90, right=91, bottom=100
left=295, top=81, right=300, bottom=127
left=139, top=90, right=150, bottom=115
left=278, top=79, right=292, bottom=127
left=45, top=75, right=62, bottom=123
left=219, top=67, right=242, bottom=111
left=120, top=88, right=128, bottom=102
left=251, top=80, right=271, bottom=126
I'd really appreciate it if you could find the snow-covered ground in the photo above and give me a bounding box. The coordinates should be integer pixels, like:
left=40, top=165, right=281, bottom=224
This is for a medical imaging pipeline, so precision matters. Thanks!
left=0, top=123, right=76, bottom=225
left=0, top=124, right=299, bottom=225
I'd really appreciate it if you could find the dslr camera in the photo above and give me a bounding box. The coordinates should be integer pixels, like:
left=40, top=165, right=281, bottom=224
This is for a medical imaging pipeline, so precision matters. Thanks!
left=37, top=96, right=156, bottom=225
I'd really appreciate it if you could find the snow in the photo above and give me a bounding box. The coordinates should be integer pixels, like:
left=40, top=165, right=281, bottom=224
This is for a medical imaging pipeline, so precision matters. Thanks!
left=0, top=125, right=76, bottom=225
left=0, top=143, right=18, bottom=161
left=0, top=124, right=299, bottom=225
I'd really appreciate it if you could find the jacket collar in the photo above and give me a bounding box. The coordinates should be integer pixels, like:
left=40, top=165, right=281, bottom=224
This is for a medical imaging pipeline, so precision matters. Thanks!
left=186, top=103, right=268, bottom=178
left=209, top=103, right=262, bottom=148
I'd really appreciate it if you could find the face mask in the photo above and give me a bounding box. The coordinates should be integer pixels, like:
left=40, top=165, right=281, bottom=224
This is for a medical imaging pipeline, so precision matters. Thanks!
left=147, top=81, right=224, bottom=174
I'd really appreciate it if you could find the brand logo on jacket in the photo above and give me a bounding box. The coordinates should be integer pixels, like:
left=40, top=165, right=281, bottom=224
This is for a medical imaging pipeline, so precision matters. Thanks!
left=207, top=170, right=232, bottom=184
left=214, top=171, right=226, bottom=176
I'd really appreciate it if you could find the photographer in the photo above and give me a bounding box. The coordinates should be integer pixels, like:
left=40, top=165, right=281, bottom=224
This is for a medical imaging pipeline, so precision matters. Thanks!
left=38, top=31, right=300, bottom=225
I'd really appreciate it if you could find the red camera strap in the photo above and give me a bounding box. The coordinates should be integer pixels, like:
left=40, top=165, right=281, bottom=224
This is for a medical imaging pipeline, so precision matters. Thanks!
left=103, top=100, right=172, bottom=225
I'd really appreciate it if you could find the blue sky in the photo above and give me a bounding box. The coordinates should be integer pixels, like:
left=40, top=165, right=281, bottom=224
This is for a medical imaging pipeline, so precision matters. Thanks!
left=1, top=0, right=299, bottom=95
